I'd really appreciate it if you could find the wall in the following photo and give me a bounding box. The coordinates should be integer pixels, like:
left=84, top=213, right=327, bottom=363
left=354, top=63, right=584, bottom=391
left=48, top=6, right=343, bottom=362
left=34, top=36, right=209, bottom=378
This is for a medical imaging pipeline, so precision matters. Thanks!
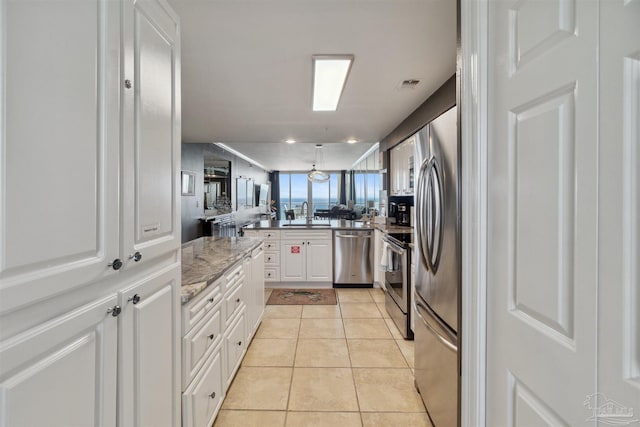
left=181, top=144, right=205, bottom=243
left=380, top=75, right=456, bottom=152
left=181, top=143, right=270, bottom=243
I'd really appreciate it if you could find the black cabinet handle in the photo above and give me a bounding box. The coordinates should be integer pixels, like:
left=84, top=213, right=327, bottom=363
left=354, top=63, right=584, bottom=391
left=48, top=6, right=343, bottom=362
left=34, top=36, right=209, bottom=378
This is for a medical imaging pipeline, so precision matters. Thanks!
left=129, top=251, right=142, bottom=262
left=128, top=294, right=141, bottom=304
left=209, top=392, right=216, bottom=399
left=109, top=259, right=123, bottom=270
left=237, top=341, right=242, bottom=346
left=208, top=334, right=215, bottom=340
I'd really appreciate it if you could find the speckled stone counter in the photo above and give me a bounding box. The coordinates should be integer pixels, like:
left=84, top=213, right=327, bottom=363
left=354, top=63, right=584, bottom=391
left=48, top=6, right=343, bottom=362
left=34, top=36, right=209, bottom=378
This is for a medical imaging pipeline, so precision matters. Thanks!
left=181, top=236, right=262, bottom=304
left=243, top=218, right=413, bottom=234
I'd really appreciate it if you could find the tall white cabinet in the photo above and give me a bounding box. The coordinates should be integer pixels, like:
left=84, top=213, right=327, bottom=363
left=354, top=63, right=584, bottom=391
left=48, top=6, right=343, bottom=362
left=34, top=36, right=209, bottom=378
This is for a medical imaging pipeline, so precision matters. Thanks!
left=0, top=0, right=182, bottom=425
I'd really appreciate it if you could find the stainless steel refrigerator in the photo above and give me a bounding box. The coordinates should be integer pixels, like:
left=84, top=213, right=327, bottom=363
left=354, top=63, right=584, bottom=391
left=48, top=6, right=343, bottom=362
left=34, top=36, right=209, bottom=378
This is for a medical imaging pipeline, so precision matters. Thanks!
left=414, top=105, right=460, bottom=427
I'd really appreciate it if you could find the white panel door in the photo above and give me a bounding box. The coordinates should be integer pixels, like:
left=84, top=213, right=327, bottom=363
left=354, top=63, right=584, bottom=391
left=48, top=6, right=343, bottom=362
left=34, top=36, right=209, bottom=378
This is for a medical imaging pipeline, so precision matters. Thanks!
left=121, top=0, right=181, bottom=269
left=597, top=0, right=640, bottom=420
left=306, top=239, right=333, bottom=281
left=0, top=0, right=120, bottom=313
left=0, top=294, right=118, bottom=426
left=118, top=264, right=181, bottom=427
left=281, top=241, right=306, bottom=281
left=486, top=0, right=598, bottom=424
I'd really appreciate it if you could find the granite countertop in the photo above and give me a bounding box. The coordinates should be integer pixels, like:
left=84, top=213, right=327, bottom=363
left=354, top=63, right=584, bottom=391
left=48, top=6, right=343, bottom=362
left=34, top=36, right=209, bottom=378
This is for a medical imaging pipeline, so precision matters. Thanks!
left=181, top=236, right=262, bottom=304
left=243, top=219, right=414, bottom=233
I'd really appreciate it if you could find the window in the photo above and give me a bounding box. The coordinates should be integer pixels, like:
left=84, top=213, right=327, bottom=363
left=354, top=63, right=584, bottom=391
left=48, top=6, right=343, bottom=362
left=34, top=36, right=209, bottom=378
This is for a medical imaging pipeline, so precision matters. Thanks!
left=279, top=172, right=341, bottom=218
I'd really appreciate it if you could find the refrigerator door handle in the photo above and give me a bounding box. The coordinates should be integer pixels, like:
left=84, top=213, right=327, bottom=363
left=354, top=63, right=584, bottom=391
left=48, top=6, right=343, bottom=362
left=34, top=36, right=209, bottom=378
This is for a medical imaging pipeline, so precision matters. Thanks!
left=414, top=299, right=457, bottom=352
left=416, top=158, right=431, bottom=270
left=429, top=158, right=444, bottom=272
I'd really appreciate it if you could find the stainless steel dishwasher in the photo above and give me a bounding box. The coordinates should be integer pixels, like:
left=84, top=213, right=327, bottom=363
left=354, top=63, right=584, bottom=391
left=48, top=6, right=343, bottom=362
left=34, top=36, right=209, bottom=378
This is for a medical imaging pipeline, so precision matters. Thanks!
left=333, top=229, right=374, bottom=286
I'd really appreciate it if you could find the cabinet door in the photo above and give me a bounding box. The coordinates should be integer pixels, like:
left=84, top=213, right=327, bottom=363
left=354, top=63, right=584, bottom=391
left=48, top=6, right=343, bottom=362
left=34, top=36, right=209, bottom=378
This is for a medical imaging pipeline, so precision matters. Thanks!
left=121, top=0, right=181, bottom=269
left=280, top=241, right=306, bottom=281
left=118, top=264, right=181, bottom=427
left=0, top=294, right=118, bottom=426
left=306, top=239, right=333, bottom=281
left=250, top=245, right=265, bottom=335
left=182, top=348, right=223, bottom=427
left=0, top=0, right=121, bottom=314
left=224, top=311, right=246, bottom=389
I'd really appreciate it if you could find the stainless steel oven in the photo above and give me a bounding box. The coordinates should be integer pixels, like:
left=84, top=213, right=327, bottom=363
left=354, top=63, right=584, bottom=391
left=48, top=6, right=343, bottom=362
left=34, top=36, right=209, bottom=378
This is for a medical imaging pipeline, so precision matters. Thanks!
left=383, top=232, right=413, bottom=339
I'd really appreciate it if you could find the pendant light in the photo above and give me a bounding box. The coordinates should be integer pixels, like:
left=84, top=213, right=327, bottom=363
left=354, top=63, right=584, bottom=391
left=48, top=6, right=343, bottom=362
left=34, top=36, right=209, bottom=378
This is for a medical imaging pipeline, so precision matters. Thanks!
left=308, top=144, right=330, bottom=182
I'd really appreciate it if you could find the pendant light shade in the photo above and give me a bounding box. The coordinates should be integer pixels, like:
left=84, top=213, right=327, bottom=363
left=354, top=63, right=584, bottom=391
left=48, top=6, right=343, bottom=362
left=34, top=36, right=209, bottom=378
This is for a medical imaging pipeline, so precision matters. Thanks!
left=308, top=144, right=330, bottom=182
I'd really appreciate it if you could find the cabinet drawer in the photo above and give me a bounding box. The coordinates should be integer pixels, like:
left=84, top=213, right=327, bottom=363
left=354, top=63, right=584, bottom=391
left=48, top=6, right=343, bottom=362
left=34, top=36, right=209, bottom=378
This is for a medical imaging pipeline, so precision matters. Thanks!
left=264, top=241, right=280, bottom=251
left=225, top=263, right=244, bottom=290
left=182, top=279, right=223, bottom=334
left=225, top=282, right=245, bottom=323
left=243, top=230, right=259, bottom=238
left=182, top=348, right=223, bottom=427
left=264, top=251, right=280, bottom=265
left=281, top=229, right=332, bottom=240
left=182, top=305, right=222, bottom=388
left=260, top=230, right=280, bottom=240
left=224, top=312, right=246, bottom=388
left=264, top=268, right=280, bottom=282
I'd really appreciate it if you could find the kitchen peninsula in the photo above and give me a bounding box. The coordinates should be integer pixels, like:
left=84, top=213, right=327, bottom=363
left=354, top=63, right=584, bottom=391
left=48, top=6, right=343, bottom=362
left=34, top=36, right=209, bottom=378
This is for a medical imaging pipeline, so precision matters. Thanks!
left=243, top=219, right=412, bottom=288
left=180, top=236, right=265, bottom=427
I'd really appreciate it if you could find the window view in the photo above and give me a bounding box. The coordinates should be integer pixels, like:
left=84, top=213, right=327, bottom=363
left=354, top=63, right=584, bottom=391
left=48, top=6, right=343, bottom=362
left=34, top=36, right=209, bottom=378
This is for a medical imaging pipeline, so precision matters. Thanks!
left=278, top=146, right=380, bottom=220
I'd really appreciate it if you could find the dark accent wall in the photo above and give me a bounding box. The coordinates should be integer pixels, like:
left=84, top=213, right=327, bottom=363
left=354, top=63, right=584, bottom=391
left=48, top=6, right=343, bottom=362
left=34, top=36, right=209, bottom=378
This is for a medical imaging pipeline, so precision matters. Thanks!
left=380, top=75, right=456, bottom=152
left=181, top=143, right=270, bottom=243
left=181, top=144, right=205, bottom=243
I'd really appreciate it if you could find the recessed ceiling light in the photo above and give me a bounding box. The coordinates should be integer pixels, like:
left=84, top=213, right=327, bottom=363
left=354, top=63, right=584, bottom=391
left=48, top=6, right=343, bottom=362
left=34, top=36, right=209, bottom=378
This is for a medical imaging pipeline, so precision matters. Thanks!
left=285, top=139, right=296, bottom=144
left=346, top=139, right=357, bottom=144
left=312, top=55, right=354, bottom=111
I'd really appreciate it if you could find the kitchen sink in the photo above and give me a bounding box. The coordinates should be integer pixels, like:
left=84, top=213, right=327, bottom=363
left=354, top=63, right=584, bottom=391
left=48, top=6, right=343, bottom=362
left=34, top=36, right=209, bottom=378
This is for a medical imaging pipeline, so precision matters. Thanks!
left=281, top=223, right=331, bottom=227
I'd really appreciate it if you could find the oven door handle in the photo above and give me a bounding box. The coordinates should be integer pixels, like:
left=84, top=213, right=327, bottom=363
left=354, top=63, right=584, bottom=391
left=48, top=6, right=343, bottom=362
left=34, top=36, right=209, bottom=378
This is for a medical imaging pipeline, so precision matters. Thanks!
left=382, top=237, right=405, bottom=254
left=414, top=299, right=457, bottom=352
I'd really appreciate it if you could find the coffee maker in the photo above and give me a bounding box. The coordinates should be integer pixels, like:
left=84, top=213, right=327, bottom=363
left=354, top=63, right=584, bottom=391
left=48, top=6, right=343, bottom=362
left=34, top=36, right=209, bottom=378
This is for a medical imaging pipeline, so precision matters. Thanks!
left=387, top=195, right=413, bottom=227
left=397, top=203, right=411, bottom=226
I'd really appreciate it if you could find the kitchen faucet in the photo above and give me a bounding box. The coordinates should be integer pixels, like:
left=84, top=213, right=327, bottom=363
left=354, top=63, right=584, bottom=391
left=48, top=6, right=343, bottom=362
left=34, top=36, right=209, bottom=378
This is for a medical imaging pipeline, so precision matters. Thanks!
left=300, top=201, right=310, bottom=219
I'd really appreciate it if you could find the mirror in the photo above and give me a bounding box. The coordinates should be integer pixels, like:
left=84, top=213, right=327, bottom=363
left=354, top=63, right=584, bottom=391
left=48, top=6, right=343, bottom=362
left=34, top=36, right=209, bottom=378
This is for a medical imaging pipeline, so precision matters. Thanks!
left=181, top=171, right=196, bottom=195
left=204, top=155, right=231, bottom=214
left=236, top=177, right=254, bottom=209
left=256, top=183, right=269, bottom=207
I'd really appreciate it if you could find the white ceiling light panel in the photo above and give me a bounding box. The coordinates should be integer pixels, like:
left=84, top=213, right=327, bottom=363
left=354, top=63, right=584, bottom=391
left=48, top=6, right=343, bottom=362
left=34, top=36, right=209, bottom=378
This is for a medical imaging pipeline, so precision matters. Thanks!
left=312, top=55, right=354, bottom=111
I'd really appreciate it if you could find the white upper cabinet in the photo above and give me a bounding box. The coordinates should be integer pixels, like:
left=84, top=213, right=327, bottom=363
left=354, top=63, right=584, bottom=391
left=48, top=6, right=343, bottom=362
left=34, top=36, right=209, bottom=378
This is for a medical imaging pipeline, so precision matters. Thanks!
left=121, top=0, right=181, bottom=269
left=0, top=0, right=181, bottom=314
left=0, top=0, right=121, bottom=314
left=389, top=137, right=415, bottom=195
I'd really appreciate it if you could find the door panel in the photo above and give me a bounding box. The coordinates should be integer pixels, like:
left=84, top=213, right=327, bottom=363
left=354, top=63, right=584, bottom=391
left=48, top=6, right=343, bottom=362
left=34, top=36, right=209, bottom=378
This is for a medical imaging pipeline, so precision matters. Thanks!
left=280, top=241, right=305, bottom=281
left=118, top=264, right=181, bottom=427
left=306, top=240, right=333, bottom=281
left=598, top=0, right=640, bottom=417
left=486, top=0, right=598, bottom=424
left=0, top=0, right=120, bottom=313
left=0, top=294, right=118, bottom=426
left=122, top=0, right=180, bottom=268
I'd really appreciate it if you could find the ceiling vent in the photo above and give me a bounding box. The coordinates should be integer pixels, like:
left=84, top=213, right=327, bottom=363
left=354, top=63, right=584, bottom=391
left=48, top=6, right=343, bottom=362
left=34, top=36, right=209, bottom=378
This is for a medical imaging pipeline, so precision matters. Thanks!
left=397, top=79, right=421, bottom=90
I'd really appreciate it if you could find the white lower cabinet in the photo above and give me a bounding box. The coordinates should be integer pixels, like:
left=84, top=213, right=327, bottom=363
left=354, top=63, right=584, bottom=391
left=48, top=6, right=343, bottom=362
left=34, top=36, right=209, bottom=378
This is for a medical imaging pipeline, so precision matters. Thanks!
left=224, top=309, right=246, bottom=388
left=118, top=265, right=181, bottom=427
left=281, top=230, right=333, bottom=283
left=181, top=249, right=264, bottom=427
left=182, top=347, right=224, bottom=427
left=0, top=295, right=119, bottom=427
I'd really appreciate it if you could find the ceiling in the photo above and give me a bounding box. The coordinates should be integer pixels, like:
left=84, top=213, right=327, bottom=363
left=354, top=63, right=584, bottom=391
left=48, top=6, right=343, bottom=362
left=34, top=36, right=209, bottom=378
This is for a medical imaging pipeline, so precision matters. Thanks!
left=168, top=0, right=457, bottom=171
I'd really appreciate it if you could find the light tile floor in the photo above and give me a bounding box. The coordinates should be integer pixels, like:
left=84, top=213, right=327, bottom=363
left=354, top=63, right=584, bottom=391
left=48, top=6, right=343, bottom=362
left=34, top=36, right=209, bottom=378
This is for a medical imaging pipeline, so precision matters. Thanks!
left=213, top=288, right=432, bottom=427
